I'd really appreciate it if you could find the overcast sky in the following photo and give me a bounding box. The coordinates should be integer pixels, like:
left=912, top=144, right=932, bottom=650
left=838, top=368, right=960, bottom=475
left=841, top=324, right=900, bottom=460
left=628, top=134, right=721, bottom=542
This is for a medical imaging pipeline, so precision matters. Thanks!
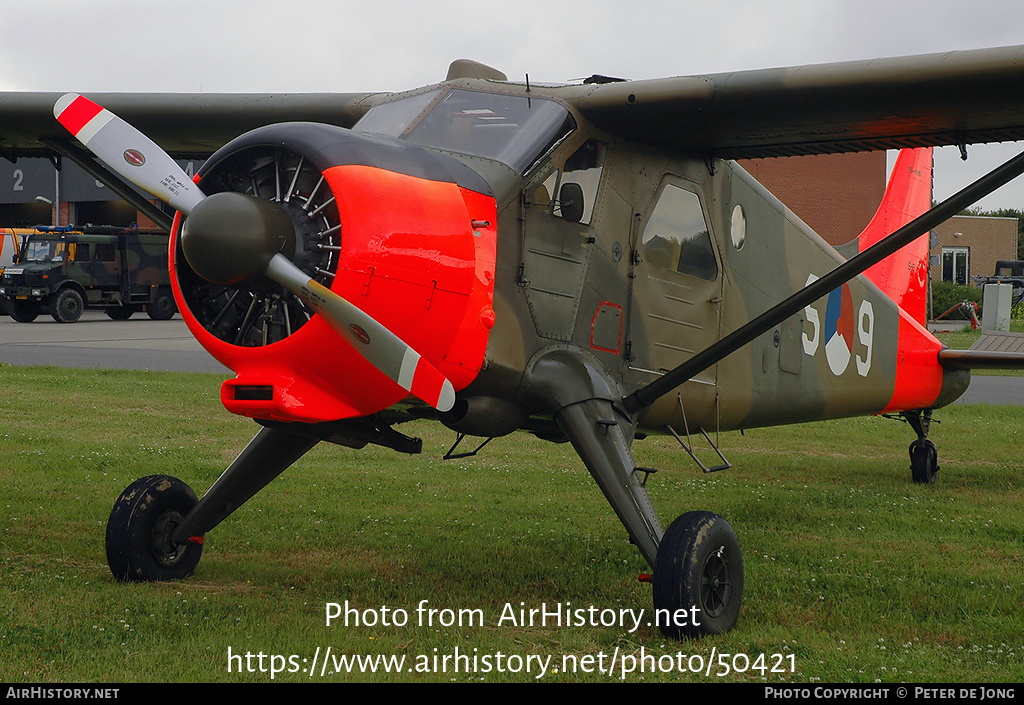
left=4, top=0, right=1024, bottom=210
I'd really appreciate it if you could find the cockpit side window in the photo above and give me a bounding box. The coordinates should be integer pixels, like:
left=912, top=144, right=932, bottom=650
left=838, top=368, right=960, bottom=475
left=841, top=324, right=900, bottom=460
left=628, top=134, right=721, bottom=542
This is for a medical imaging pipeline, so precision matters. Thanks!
left=642, top=184, right=718, bottom=281
left=352, top=91, right=440, bottom=137
left=541, top=139, right=605, bottom=225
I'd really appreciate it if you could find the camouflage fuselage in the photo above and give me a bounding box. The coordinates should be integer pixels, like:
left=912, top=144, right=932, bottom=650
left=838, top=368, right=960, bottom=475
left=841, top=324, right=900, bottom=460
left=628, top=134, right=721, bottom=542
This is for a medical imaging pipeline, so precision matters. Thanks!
left=459, top=94, right=968, bottom=437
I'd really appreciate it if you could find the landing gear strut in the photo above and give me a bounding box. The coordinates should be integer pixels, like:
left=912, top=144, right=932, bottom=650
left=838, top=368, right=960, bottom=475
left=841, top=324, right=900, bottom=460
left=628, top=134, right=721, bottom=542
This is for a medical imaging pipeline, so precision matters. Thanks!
left=903, top=409, right=939, bottom=484
left=104, top=426, right=319, bottom=582
left=103, top=420, right=419, bottom=583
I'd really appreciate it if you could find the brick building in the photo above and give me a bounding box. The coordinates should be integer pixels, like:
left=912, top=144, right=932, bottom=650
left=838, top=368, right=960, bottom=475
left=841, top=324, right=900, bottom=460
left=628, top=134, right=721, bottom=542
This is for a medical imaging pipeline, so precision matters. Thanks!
left=931, top=215, right=1019, bottom=284
left=739, top=152, right=888, bottom=247
left=741, top=153, right=1019, bottom=288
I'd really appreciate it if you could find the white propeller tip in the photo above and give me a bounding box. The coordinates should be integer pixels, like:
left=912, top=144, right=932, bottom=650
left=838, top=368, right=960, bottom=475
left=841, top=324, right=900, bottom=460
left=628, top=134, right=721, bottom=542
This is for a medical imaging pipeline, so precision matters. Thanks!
left=436, top=381, right=456, bottom=413
left=53, top=93, right=81, bottom=120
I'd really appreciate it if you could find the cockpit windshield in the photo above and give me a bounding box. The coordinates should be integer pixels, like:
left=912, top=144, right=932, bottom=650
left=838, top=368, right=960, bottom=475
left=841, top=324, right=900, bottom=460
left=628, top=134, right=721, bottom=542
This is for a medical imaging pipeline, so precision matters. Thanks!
left=22, top=238, right=67, bottom=263
left=354, top=89, right=575, bottom=174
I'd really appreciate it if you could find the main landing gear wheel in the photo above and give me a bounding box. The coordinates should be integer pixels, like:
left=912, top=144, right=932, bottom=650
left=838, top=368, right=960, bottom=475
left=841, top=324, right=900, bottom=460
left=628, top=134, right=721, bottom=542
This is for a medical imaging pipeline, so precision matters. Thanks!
left=653, top=511, right=743, bottom=639
left=105, top=475, right=204, bottom=582
left=910, top=438, right=939, bottom=484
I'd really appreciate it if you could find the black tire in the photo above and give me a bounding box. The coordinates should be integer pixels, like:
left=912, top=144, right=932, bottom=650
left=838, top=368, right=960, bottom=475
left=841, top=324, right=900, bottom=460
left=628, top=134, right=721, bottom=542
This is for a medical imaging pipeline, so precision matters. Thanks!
left=50, top=288, right=84, bottom=323
left=9, top=300, right=40, bottom=323
left=106, top=305, right=136, bottom=321
left=910, top=439, right=939, bottom=484
left=105, top=475, right=204, bottom=582
left=147, top=289, right=177, bottom=320
left=653, top=511, right=743, bottom=639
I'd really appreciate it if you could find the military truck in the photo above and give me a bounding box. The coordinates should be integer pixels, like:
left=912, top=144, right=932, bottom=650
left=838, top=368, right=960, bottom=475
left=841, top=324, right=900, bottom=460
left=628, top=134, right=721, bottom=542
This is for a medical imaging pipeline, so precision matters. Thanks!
left=974, top=260, right=1024, bottom=307
left=0, top=226, right=176, bottom=323
left=0, top=228, right=25, bottom=316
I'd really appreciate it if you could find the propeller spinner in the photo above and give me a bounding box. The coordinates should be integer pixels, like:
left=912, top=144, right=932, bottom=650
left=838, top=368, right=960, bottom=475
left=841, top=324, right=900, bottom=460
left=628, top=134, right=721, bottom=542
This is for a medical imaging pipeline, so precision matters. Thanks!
left=54, top=93, right=457, bottom=413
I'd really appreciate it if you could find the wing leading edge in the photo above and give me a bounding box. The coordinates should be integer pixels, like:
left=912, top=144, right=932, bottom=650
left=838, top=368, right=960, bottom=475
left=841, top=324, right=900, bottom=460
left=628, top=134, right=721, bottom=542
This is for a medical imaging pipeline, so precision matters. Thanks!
left=562, top=45, right=1024, bottom=159
left=0, top=91, right=380, bottom=159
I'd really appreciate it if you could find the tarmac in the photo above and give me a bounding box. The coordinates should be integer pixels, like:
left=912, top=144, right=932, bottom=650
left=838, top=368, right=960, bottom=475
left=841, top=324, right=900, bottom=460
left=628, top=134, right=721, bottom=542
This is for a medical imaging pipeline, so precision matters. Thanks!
left=0, top=310, right=229, bottom=374
left=0, top=310, right=1020, bottom=404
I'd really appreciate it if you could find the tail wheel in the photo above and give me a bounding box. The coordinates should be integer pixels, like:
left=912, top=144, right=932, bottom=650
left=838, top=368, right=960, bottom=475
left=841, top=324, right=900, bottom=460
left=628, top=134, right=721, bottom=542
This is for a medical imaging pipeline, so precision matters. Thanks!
left=910, top=438, right=939, bottom=484
left=106, top=475, right=203, bottom=582
left=653, top=511, right=743, bottom=639
left=176, top=146, right=340, bottom=347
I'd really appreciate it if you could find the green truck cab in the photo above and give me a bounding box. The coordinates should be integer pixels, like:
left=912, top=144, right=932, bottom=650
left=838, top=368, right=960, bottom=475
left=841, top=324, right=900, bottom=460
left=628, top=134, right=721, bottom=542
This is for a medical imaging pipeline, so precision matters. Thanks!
left=0, top=226, right=176, bottom=323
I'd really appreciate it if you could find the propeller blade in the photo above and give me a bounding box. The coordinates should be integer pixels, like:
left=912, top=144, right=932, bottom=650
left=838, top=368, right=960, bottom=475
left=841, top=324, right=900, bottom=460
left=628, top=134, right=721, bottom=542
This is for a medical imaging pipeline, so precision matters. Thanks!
left=53, top=93, right=204, bottom=215
left=265, top=254, right=456, bottom=412
left=52, top=95, right=457, bottom=413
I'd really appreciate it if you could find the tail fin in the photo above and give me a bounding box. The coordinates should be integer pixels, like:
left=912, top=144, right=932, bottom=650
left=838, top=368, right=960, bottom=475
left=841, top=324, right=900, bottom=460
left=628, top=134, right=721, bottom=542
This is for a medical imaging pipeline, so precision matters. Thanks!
left=852, top=147, right=933, bottom=324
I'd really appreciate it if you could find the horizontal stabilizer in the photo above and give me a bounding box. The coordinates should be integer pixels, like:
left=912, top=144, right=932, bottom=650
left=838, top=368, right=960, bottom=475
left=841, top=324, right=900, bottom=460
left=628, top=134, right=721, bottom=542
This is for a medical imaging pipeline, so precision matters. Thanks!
left=970, top=331, right=1024, bottom=353
left=939, top=332, right=1024, bottom=369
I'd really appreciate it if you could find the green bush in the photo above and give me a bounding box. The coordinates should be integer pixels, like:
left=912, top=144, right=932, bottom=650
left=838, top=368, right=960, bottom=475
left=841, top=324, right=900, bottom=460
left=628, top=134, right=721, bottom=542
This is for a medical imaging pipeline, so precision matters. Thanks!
left=930, top=279, right=982, bottom=320
left=1013, top=300, right=1024, bottom=321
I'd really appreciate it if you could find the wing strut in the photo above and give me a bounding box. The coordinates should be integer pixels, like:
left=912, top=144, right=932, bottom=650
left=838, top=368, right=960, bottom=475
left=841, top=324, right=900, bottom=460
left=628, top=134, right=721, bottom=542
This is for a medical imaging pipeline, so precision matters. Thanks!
left=622, top=149, right=1024, bottom=415
left=40, top=137, right=174, bottom=231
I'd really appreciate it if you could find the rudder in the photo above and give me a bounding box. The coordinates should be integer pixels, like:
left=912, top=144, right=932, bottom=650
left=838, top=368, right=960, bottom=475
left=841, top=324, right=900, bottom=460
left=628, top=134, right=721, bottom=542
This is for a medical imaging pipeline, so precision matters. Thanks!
left=851, top=147, right=933, bottom=324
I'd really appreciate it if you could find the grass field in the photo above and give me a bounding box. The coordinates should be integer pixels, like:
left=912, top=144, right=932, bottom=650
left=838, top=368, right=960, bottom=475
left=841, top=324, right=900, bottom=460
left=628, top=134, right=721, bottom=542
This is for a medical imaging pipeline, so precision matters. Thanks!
left=1, top=364, right=1023, bottom=683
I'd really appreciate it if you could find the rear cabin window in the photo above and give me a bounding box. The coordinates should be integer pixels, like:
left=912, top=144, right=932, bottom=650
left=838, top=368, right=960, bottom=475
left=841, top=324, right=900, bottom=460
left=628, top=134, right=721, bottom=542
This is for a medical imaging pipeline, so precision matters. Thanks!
left=641, top=184, right=718, bottom=281
left=94, top=243, right=117, bottom=262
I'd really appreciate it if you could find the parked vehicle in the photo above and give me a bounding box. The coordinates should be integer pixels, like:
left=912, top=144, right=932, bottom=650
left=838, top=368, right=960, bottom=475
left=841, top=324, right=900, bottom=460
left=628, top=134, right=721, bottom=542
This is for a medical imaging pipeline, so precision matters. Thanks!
left=0, top=228, right=27, bottom=316
left=0, top=226, right=175, bottom=323
left=974, top=260, right=1024, bottom=306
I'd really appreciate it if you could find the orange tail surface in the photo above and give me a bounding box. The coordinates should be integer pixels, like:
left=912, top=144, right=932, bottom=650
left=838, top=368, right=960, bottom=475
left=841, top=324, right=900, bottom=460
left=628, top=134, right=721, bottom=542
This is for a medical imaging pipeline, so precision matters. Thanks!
left=854, top=147, right=933, bottom=325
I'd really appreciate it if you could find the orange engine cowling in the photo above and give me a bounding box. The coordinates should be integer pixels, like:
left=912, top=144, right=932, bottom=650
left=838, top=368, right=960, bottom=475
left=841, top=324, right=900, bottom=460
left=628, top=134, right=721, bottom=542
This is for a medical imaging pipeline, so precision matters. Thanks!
left=169, top=123, right=497, bottom=422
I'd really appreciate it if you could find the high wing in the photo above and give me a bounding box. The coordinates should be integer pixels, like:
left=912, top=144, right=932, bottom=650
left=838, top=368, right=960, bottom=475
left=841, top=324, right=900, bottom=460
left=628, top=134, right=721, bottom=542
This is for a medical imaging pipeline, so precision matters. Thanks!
left=561, top=45, right=1024, bottom=158
left=5, top=46, right=1024, bottom=162
left=0, top=92, right=380, bottom=158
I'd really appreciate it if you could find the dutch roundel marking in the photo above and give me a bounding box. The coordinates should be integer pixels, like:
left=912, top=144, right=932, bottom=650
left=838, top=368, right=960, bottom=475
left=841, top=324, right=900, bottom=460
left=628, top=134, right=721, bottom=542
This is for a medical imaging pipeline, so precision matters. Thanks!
left=802, top=273, right=873, bottom=377
left=823, top=284, right=854, bottom=375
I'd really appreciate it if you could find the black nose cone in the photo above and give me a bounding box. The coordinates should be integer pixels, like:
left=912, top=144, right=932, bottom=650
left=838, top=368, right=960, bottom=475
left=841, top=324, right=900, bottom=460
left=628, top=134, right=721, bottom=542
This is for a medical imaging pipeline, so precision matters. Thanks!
left=181, top=192, right=296, bottom=287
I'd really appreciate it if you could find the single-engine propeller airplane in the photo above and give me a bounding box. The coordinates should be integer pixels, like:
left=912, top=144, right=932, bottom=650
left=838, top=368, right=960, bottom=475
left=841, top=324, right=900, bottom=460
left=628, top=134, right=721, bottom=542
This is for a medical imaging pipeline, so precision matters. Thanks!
left=5, top=46, right=1024, bottom=639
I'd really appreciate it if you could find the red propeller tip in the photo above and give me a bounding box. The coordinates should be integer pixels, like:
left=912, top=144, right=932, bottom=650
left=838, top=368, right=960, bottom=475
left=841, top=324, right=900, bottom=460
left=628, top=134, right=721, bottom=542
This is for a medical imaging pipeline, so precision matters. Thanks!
left=54, top=93, right=110, bottom=142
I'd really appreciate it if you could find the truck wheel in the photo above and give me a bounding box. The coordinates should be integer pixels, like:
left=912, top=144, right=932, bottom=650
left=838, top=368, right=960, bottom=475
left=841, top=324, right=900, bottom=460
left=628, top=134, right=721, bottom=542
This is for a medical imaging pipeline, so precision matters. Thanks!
left=10, top=300, right=40, bottom=323
left=106, top=306, right=136, bottom=321
left=147, top=289, right=176, bottom=320
left=51, top=289, right=84, bottom=323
